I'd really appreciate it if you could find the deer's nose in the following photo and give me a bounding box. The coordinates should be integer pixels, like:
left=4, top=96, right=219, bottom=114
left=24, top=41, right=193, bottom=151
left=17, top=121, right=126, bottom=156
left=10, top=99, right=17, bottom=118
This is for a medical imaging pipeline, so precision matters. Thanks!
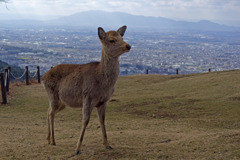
left=126, top=44, right=131, bottom=50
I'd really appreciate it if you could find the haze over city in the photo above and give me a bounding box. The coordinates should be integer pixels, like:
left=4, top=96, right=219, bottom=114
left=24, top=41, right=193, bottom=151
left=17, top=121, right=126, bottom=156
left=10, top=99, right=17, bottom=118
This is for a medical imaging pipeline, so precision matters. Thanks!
left=0, top=0, right=240, bottom=26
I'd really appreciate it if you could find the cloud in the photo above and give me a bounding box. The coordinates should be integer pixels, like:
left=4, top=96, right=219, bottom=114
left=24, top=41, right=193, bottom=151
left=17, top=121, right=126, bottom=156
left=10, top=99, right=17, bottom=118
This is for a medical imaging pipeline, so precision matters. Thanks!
left=0, top=0, right=240, bottom=26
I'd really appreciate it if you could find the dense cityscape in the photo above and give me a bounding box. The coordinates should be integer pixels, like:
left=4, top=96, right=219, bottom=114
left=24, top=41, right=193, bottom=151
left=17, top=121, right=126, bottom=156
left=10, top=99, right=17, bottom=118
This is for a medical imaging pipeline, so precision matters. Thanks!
left=0, top=27, right=240, bottom=76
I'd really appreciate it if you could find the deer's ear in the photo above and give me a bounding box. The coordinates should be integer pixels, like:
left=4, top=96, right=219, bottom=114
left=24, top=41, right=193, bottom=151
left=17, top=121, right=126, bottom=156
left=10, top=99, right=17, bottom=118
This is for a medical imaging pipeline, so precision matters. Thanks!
left=98, top=27, right=106, bottom=40
left=117, top=25, right=127, bottom=37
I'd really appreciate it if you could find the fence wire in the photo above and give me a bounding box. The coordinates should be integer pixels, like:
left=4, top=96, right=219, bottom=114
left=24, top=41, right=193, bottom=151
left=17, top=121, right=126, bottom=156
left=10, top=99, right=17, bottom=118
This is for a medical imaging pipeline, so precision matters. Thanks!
left=29, top=71, right=37, bottom=78
left=10, top=69, right=27, bottom=80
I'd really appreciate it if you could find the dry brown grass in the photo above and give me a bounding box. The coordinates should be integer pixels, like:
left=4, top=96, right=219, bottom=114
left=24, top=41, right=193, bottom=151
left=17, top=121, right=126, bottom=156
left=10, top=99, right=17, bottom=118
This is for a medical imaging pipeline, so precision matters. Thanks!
left=0, top=70, right=240, bottom=159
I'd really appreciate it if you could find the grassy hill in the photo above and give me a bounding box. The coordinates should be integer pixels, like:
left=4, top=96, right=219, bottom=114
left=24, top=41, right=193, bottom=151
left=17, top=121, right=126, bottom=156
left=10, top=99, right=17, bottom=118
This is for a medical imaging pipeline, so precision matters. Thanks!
left=0, top=70, right=239, bottom=159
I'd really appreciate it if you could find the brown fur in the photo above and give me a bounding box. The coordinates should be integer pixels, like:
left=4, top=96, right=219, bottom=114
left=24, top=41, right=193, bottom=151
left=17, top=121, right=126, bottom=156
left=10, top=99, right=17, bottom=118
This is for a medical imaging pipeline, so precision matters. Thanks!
left=42, top=26, right=131, bottom=154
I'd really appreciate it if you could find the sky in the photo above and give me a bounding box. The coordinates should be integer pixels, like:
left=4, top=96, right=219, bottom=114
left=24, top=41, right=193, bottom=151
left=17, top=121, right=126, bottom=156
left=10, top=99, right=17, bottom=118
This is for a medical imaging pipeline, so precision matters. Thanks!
left=0, top=0, right=240, bottom=26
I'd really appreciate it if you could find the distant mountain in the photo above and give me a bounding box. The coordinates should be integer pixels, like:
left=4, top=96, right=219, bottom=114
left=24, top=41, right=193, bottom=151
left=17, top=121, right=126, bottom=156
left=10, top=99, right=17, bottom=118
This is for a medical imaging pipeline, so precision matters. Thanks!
left=45, top=11, right=238, bottom=31
left=0, top=10, right=239, bottom=31
left=49, top=11, right=175, bottom=28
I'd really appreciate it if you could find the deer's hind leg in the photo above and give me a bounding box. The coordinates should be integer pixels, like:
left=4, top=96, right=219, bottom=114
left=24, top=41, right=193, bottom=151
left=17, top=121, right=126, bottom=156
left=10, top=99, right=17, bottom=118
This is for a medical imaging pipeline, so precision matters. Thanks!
left=47, top=100, right=65, bottom=145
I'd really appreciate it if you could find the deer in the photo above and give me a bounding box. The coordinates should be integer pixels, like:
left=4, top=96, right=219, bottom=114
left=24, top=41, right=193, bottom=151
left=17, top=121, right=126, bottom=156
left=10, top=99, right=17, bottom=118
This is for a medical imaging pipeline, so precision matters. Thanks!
left=42, top=25, right=131, bottom=155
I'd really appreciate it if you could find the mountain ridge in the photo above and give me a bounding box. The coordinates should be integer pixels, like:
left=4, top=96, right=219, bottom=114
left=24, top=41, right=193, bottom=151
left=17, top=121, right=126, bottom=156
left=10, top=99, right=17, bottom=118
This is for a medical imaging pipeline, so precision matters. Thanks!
left=0, top=10, right=239, bottom=31
left=49, top=10, right=234, bottom=31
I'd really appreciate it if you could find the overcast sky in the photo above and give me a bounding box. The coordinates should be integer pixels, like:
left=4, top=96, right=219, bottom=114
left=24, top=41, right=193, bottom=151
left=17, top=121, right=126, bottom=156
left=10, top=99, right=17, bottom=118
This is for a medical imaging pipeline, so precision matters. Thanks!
left=0, top=0, right=240, bottom=26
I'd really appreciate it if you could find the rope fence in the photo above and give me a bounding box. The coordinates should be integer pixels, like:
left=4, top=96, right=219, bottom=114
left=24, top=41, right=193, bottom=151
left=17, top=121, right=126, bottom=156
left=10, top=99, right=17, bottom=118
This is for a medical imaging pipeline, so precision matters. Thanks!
left=145, top=68, right=213, bottom=75
left=29, top=71, right=38, bottom=78
left=0, top=66, right=41, bottom=104
left=10, top=69, right=27, bottom=80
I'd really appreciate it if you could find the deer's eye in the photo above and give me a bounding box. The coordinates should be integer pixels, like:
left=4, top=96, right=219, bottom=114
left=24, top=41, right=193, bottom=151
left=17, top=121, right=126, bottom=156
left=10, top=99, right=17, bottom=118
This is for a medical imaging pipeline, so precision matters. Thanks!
left=109, top=40, right=115, bottom=43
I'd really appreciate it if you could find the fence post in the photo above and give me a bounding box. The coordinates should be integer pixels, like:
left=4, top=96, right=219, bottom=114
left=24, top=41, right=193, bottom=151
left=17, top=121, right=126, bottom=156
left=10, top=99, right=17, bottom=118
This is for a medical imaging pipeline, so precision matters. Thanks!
left=37, top=66, right=41, bottom=83
left=176, top=69, right=179, bottom=75
left=25, top=66, right=29, bottom=85
left=8, top=66, right=11, bottom=82
left=146, top=69, right=148, bottom=74
left=5, top=68, right=9, bottom=93
left=0, top=73, right=7, bottom=104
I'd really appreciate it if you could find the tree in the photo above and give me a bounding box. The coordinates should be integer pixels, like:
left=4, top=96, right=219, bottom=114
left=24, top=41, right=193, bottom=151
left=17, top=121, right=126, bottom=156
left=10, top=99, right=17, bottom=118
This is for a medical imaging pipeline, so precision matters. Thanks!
left=0, top=0, right=9, bottom=10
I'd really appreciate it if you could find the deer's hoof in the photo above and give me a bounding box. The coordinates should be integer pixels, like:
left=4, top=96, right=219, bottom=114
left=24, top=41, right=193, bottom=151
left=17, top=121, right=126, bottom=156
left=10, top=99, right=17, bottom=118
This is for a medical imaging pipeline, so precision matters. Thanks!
left=75, top=150, right=81, bottom=155
left=50, top=142, right=56, bottom=146
left=106, top=146, right=113, bottom=150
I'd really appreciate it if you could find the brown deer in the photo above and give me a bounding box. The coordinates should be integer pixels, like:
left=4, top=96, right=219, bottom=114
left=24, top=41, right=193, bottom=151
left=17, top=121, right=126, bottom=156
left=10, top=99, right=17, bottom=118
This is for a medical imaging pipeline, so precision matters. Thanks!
left=42, top=25, right=131, bottom=154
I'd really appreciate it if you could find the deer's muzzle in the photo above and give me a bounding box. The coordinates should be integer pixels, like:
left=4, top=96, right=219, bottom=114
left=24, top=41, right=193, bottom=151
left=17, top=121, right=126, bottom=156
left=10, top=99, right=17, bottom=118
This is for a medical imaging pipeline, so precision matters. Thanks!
left=126, top=44, right=131, bottom=51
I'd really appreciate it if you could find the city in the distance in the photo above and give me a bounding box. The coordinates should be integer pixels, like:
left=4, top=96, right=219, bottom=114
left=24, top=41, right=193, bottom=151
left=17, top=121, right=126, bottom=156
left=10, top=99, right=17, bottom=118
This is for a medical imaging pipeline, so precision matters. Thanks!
left=0, top=11, right=240, bottom=76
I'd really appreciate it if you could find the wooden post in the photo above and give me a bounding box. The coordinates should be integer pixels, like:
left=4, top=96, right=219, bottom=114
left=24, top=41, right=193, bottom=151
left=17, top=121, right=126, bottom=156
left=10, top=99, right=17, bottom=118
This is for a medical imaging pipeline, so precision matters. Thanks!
left=176, top=69, right=179, bottom=75
left=25, top=66, right=29, bottom=85
left=146, top=69, right=148, bottom=74
left=8, top=66, right=11, bottom=83
left=37, top=66, right=41, bottom=83
left=5, top=68, right=9, bottom=93
left=0, top=73, right=7, bottom=104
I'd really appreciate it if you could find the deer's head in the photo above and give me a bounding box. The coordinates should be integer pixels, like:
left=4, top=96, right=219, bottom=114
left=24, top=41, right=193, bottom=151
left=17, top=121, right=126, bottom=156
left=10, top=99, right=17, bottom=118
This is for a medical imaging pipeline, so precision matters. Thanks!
left=98, top=25, right=131, bottom=58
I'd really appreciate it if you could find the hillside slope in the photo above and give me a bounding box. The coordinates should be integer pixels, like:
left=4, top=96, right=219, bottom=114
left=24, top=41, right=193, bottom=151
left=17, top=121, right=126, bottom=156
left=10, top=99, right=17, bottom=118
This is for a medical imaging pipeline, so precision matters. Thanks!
left=0, top=70, right=239, bottom=159
left=115, top=70, right=240, bottom=126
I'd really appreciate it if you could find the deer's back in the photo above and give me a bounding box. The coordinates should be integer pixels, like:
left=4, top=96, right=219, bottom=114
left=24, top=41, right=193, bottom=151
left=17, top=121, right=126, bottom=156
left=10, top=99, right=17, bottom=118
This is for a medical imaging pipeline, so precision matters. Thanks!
left=43, top=62, right=102, bottom=89
left=43, top=64, right=78, bottom=91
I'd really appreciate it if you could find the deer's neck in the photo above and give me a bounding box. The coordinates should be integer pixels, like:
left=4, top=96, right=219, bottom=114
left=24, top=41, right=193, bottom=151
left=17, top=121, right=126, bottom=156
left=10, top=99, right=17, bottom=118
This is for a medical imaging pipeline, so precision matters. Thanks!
left=100, top=50, right=120, bottom=86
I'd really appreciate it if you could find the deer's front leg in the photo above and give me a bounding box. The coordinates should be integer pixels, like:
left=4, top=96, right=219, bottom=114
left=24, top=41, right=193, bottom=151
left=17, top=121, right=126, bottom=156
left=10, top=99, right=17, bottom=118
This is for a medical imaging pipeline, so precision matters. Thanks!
left=75, top=100, right=94, bottom=155
left=97, top=104, right=112, bottom=149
